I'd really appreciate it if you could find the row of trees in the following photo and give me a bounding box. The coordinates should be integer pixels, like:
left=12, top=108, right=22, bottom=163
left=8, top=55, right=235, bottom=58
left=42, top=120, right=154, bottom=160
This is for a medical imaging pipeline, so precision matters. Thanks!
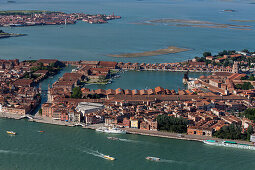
left=70, top=87, right=103, bottom=99
left=213, top=124, right=253, bottom=141
left=157, top=114, right=188, bottom=133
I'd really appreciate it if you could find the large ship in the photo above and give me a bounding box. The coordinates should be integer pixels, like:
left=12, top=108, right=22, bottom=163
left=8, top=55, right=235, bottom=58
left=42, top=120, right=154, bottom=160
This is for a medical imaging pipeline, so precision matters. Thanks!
left=96, top=127, right=126, bottom=134
left=204, top=140, right=255, bottom=150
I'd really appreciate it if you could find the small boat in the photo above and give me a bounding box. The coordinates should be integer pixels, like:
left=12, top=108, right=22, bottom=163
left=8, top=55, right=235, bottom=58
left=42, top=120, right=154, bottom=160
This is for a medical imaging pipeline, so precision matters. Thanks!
left=6, top=131, right=16, bottom=135
left=146, top=156, right=160, bottom=161
left=38, top=131, right=45, bottom=133
left=103, top=155, right=115, bottom=161
left=107, top=137, right=119, bottom=140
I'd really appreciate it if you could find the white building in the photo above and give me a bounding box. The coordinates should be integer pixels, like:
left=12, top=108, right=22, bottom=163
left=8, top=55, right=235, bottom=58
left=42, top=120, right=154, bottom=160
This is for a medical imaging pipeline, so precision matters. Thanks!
left=250, top=134, right=255, bottom=142
left=75, top=102, right=104, bottom=116
left=236, top=51, right=248, bottom=56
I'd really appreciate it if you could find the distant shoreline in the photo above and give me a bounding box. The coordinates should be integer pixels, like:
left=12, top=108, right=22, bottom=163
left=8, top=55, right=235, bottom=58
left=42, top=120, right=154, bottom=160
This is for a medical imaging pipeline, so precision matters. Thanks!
left=0, top=33, right=26, bottom=39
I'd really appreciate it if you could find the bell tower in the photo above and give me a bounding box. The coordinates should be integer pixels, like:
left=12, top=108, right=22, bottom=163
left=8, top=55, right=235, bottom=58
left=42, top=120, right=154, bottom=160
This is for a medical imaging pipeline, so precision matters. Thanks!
left=232, top=61, right=239, bottom=73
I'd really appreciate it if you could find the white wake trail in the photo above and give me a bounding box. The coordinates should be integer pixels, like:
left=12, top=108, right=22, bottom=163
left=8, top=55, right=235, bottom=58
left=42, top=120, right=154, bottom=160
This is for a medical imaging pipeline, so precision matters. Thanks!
left=82, top=148, right=111, bottom=160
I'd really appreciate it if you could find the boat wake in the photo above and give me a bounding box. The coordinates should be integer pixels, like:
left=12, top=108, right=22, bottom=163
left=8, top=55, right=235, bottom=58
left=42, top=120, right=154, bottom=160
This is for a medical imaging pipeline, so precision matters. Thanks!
left=160, top=159, right=185, bottom=164
left=0, top=149, right=18, bottom=154
left=118, top=138, right=140, bottom=143
left=82, top=148, right=111, bottom=160
left=0, top=149, right=12, bottom=153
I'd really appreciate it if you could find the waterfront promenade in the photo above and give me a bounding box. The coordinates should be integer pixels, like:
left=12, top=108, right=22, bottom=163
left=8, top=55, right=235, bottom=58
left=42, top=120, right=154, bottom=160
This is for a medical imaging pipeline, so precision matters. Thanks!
left=0, top=109, right=253, bottom=146
left=124, top=128, right=253, bottom=145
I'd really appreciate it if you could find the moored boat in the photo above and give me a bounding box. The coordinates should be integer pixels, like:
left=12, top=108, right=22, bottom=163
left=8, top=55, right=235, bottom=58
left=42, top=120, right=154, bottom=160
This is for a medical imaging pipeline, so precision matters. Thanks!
left=204, top=140, right=255, bottom=150
left=6, top=131, right=16, bottom=135
left=105, top=128, right=126, bottom=134
left=96, top=126, right=108, bottom=132
left=103, top=155, right=115, bottom=160
left=146, top=156, right=160, bottom=161
left=96, top=127, right=126, bottom=134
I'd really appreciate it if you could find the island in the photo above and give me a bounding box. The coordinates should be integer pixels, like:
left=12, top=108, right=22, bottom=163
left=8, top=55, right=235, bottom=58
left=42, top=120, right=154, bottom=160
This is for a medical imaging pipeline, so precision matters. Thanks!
left=0, top=10, right=121, bottom=27
left=0, top=29, right=26, bottom=38
left=0, top=49, right=255, bottom=147
left=108, top=46, right=190, bottom=58
left=135, top=18, right=253, bottom=31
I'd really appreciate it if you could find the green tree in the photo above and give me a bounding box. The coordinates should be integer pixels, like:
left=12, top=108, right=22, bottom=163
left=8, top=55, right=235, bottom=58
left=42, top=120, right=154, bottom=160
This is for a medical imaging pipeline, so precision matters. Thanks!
left=39, top=108, right=42, bottom=115
left=213, top=124, right=247, bottom=140
left=249, top=75, right=255, bottom=81
left=242, top=108, right=255, bottom=121
left=71, top=87, right=82, bottom=99
left=235, top=82, right=253, bottom=90
left=241, top=75, right=249, bottom=80
left=242, top=82, right=253, bottom=90
left=157, top=114, right=188, bottom=133
left=203, top=52, right=212, bottom=57
left=247, top=125, right=254, bottom=141
left=223, top=59, right=230, bottom=67
left=218, top=50, right=235, bottom=56
left=242, top=49, right=250, bottom=53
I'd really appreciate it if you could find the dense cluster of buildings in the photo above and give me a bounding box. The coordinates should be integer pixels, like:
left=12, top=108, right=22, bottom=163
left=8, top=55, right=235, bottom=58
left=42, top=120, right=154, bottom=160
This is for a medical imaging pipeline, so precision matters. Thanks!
left=64, top=51, right=255, bottom=74
left=43, top=57, right=255, bottom=135
left=0, top=59, right=41, bottom=115
left=0, top=11, right=121, bottom=27
left=44, top=53, right=255, bottom=135
left=0, top=59, right=65, bottom=116
left=1, top=50, right=255, bottom=138
left=188, top=71, right=255, bottom=96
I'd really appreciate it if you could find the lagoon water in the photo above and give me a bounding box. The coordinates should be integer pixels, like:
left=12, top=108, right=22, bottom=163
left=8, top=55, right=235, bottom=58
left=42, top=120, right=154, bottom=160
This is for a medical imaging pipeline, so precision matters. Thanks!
left=0, top=0, right=255, bottom=63
left=1, top=118, right=255, bottom=170
left=86, top=71, right=208, bottom=90
left=1, top=0, right=255, bottom=169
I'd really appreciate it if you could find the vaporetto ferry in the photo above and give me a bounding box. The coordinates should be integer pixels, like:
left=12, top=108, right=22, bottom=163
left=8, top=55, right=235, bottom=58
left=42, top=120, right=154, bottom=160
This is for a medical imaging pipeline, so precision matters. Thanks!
left=96, top=127, right=126, bottom=134
left=204, top=140, right=255, bottom=150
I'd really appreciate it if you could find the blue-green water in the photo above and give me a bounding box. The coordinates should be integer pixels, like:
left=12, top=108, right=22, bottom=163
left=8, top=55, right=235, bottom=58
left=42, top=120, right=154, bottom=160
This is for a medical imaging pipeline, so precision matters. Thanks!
left=86, top=71, right=208, bottom=90
left=0, top=118, right=255, bottom=170
left=0, top=0, right=255, bottom=63
left=1, top=0, right=255, bottom=169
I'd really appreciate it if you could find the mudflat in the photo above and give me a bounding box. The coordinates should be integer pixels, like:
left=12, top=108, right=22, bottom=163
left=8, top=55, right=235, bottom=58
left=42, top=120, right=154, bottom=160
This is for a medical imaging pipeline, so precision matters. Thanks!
left=231, top=20, right=255, bottom=22
left=108, top=46, right=190, bottom=58
left=134, top=18, right=253, bottom=31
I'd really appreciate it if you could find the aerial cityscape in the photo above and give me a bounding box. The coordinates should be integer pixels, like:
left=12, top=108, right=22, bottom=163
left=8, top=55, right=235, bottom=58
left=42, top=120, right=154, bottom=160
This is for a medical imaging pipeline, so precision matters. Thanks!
left=1, top=0, right=255, bottom=169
